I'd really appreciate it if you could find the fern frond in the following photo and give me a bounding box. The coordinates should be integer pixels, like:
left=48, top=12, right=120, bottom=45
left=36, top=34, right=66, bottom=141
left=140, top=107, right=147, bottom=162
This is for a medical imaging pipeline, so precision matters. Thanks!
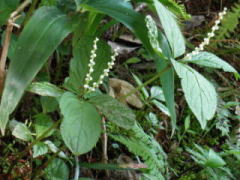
left=110, top=124, right=168, bottom=179
left=159, top=0, right=191, bottom=20
left=214, top=2, right=240, bottom=43
left=137, top=0, right=190, bottom=19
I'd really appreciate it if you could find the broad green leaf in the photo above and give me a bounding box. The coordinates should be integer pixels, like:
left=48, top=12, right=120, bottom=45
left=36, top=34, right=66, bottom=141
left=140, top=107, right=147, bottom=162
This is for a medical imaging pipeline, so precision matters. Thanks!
left=0, top=0, right=19, bottom=26
left=33, top=142, right=49, bottom=158
left=67, top=36, right=112, bottom=94
left=0, top=7, right=71, bottom=135
left=9, top=120, right=33, bottom=141
left=184, top=52, right=238, bottom=73
left=172, top=59, right=217, bottom=129
left=41, top=96, right=59, bottom=113
left=44, top=158, right=69, bottom=180
left=60, top=92, right=101, bottom=155
left=88, top=95, right=136, bottom=129
left=206, top=149, right=226, bottom=168
left=34, top=113, right=54, bottom=138
left=27, top=82, right=64, bottom=98
left=150, top=86, right=165, bottom=102
left=153, top=0, right=185, bottom=58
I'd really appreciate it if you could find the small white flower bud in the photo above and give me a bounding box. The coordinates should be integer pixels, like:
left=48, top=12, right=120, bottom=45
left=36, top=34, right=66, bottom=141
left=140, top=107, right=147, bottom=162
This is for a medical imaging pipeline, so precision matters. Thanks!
left=100, top=75, right=105, bottom=79
left=215, top=20, right=221, bottom=25
left=203, top=38, right=210, bottom=45
left=104, top=69, right=109, bottom=73
left=90, top=87, right=95, bottom=92
left=89, top=68, right=94, bottom=73
left=212, top=26, right=219, bottom=31
left=84, top=84, right=89, bottom=89
left=219, top=12, right=224, bottom=17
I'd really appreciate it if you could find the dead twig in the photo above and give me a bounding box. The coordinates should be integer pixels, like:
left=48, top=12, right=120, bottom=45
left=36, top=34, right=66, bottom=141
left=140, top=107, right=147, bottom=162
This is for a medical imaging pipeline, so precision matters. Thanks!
left=0, top=0, right=31, bottom=93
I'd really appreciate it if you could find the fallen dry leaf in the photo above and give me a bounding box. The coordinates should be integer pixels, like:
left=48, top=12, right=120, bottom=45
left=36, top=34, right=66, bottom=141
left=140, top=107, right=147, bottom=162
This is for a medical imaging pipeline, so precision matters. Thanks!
left=109, top=78, right=143, bottom=109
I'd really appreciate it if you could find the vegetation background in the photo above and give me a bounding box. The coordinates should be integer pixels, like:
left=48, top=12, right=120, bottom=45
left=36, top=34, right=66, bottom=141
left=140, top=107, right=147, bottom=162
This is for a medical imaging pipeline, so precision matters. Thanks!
left=0, top=0, right=239, bottom=179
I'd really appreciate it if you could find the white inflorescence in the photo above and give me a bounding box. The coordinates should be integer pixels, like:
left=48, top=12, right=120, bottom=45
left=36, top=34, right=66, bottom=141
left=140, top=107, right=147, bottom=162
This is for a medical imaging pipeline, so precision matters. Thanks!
left=185, top=7, right=227, bottom=59
left=84, top=37, right=99, bottom=91
left=83, top=38, right=119, bottom=92
left=93, top=47, right=120, bottom=90
left=145, top=15, right=162, bottom=53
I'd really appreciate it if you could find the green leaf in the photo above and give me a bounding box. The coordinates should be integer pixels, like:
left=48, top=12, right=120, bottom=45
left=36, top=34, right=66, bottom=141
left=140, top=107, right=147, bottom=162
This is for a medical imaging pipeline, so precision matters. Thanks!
left=27, top=82, right=64, bottom=98
left=0, top=0, right=19, bottom=26
left=41, top=96, right=59, bottom=113
left=67, top=36, right=112, bottom=94
left=88, top=95, right=136, bottom=129
left=183, top=52, right=238, bottom=73
left=172, top=59, right=217, bottom=129
left=152, top=100, right=170, bottom=116
left=9, top=120, right=33, bottom=141
left=34, top=113, right=54, bottom=138
left=147, top=112, right=159, bottom=127
left=184, top=115, right=190, bottom=131
left=156, top=33, right=176, bottom=133
left=206, top=149, right=226, bottom=168
left=0, top=7, right=71, bottom=135
left=153, top=0, right=185, bottom=58
left=60, top=92, right=101, bottom=155
left=44, top=158, right=69, bottom=180
left=156, top=57, right=176, bottom=132
left=33, top=142, right=49, bottom=158
left=150, top=86, right=165, bottom=102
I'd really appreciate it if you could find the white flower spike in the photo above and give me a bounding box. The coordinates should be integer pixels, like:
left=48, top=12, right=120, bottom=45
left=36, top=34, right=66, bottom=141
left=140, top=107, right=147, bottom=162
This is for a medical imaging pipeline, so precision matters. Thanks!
left=185, top=7, right=227, bottom=59
left=83, top=38, right=119, bottom=92
left=84, top=37, right=99, bottom=90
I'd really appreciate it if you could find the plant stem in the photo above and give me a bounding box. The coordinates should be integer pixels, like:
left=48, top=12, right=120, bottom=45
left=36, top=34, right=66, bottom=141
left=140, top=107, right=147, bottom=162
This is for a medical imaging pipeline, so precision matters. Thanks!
left=74, top=156, right=80, bottom=180
left=119, top=65, right=171, bottom=101
left=101, top=117, right=109, bottom=177
left=101, top=117, right=108, bottom=163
